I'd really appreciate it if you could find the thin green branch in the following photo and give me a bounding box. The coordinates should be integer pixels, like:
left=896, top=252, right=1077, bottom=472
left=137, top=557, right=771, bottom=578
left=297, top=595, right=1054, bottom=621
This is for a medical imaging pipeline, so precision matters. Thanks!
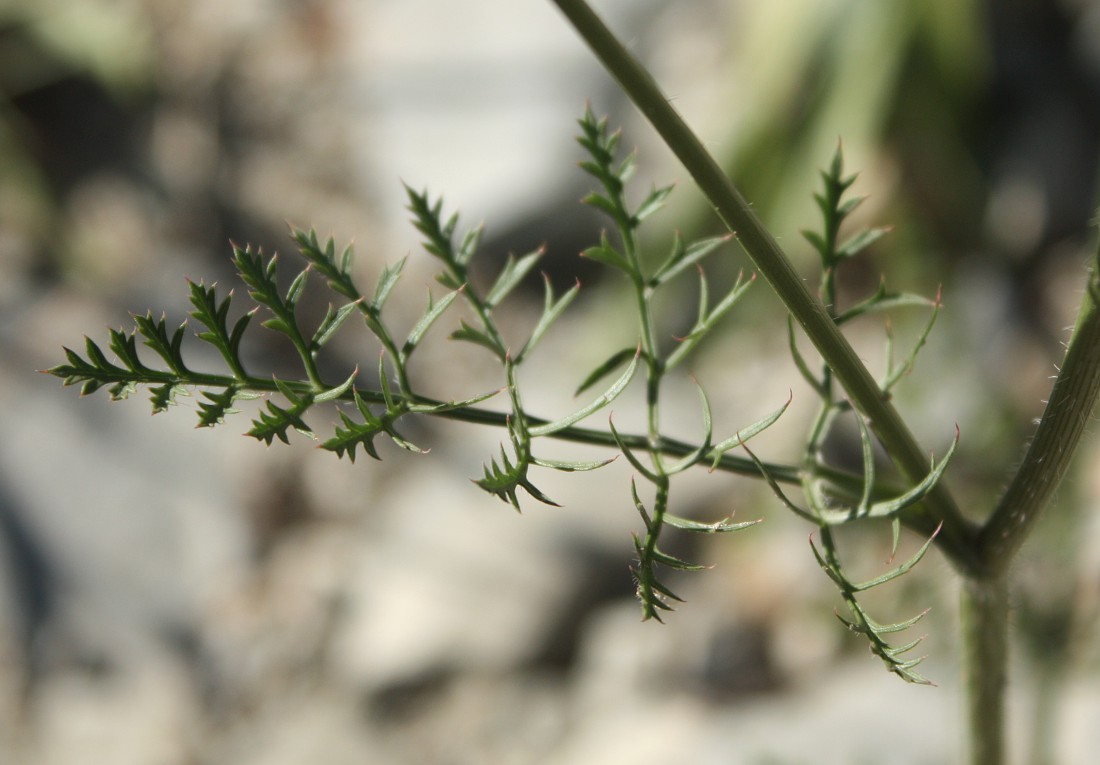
left=53, top=344, right=873, bottom=508
left=548, top=0, right=983, bottom=576
left=961, top=576, right=1008, bottom=765
left=978, top=248, right=1100, bottom=573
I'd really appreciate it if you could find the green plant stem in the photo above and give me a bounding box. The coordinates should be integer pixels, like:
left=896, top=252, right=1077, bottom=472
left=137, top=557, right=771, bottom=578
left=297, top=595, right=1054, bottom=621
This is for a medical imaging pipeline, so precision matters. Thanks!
left=961, top=259, right=1100, bottom=765
left=87, top=359, right=882, bottom=494
left=548, top=0, right=982, bottom=576
left=978, top=253, right=1100, bottom=573
left=624, top=223, right=663, bottom=449
left=961, top=576, right=1008, bottom=765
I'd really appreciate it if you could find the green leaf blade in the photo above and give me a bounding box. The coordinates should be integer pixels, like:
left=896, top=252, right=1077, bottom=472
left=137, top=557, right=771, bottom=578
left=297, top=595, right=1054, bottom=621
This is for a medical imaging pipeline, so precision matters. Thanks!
left=528, top=350, right=639, bottom=436
left=485, top=248, right=544, bottom=308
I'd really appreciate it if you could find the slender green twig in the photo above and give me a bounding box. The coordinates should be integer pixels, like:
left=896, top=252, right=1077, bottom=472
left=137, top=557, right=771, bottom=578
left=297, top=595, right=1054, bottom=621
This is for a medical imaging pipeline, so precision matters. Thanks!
left=44, top=341, right=885, bottom=501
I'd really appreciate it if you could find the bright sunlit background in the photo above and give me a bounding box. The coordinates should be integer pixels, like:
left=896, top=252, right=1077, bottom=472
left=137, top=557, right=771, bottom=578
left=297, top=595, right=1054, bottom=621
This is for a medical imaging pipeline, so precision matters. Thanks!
left=3, top=1, right=1100, bottom=763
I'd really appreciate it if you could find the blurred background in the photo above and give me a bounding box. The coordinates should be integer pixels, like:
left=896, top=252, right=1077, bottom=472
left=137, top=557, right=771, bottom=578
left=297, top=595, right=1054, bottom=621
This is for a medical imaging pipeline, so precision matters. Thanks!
left=3, top=0, right=1100, bottom=762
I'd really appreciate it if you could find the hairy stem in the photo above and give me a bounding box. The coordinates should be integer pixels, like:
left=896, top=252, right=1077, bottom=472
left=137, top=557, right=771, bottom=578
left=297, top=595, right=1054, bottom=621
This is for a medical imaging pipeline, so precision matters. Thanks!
left=961, top=576, right=1009, bottom=765
left=979, top=250, right=1100, bottom=573
left=548, top=0, right=982, bottom=576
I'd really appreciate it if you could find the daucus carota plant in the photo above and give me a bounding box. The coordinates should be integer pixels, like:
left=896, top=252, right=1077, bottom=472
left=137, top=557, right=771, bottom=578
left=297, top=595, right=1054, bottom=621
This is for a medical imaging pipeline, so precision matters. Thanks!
left=43, top=2, right=1100, bottom=763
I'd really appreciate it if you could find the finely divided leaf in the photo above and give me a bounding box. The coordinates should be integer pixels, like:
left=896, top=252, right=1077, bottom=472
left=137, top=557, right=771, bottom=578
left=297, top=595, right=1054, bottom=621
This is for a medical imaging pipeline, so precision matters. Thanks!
left=451, top=320, right=503, bottom=359
left=485, top=249, right=543, bottom=308
left=651, top=233, right=730, bottom=287
left=312, top=302, right=360, bottom=349
left=574, top=346, right=637, bottom=397
left=633, top=184, right=674, bottom=224
left=709, top=392, right=792, bottom=468
left=403, top=287, right=462, bottom=355
left=581, top=231, right=631, bottom=275
left=517, top=276, right=580, bottom=363
left=837, top=226, right=891, bottom=261
left=372, top=257, right=407, bottom=309
left=528, top=350, right=639, bottom=436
